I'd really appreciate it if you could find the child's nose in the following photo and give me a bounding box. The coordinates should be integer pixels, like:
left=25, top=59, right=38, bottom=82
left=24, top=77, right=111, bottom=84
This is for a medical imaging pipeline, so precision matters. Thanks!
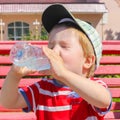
left=53, top=46, right=60, bottom=55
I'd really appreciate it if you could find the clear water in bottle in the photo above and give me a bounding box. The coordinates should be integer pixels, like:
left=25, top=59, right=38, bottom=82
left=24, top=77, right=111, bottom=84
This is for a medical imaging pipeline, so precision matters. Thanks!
left=10, top=42, right=50, bottom=71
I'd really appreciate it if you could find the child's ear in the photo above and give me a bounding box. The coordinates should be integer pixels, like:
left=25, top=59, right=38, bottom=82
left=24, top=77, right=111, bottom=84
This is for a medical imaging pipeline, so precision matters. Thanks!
left=83, top=54, right=95, bottom=69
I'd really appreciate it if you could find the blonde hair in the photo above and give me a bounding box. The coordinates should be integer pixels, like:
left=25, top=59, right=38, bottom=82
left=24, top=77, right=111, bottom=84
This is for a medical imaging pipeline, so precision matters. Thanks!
left=77, top=30, right=96, bottom=78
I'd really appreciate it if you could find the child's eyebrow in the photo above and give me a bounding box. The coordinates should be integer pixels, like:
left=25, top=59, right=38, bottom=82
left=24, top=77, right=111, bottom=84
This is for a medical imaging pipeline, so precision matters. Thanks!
left=59, top=40, right=70, bottom=45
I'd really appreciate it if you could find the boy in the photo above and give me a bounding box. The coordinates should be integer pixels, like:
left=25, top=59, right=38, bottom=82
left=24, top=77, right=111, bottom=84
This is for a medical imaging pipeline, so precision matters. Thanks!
left=0, top=4, right=111, bottom=120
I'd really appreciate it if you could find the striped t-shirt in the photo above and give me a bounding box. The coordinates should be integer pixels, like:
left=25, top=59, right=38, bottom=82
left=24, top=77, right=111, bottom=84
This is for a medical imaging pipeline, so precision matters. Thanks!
left=19, top=78, right=111, bottom=120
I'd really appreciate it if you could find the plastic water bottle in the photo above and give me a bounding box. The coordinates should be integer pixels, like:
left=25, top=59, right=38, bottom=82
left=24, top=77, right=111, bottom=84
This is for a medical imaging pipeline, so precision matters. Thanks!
left=10, top=42, right=50, bottom=71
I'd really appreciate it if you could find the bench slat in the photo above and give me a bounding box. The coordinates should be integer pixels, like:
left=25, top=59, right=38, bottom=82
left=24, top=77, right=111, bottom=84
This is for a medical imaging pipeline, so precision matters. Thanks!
left=1, top=56, right=120, bottom=65
left=105, top=111, right=120, bottom=119
left=0, top=112, right=119, bottom=120
left=102, top=40, right=120, bottom=45
left=0, top=66, right=46, bottom=77
left=102, top=45, right=120, bottom=54
left=0, top=56, right=11, bottom=64
left=0, top=41, right=48, bottom=45
left=109, top=88, right=120, bottom=98
left=100, top=56, right=120, bottom=64
left=1, top=41, right=120, bottom=55
left=111, top=102, right=120, bottom=111
left=102, top=78, right=120, bottom=87
left=95, top=65, right=120, bottom=75
left=1, top=66, right=120, bottom=77
left=0, top=78, right=120, bottom=88
left=0, top=41, right=48, bottom=55
left=0, top=105, right=22, bottom=112
left=0, top=78, right=41, bottom=88
left=0, top=112, right=36, bottom=120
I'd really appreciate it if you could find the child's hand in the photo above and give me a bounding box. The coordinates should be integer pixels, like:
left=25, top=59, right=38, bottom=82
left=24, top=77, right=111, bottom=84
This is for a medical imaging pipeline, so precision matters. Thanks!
left=10, top=64, right=37, bottom=78
left=42, top=46, right=67, bottom=80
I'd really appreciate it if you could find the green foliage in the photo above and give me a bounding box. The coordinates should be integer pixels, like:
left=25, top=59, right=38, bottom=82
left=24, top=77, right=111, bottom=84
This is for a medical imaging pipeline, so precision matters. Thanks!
left=40, top=26, right=48, bottom=40
left=98, top=74, right=120, bottom=78
left=113, top=98, right=120, bottom=102
left=22, top=31, right=34, bottom=40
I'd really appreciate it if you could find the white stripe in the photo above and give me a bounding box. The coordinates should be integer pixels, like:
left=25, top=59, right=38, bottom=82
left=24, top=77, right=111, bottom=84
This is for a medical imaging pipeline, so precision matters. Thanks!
left=42, top=78, right=54, bottom=84
left=85, top=116, right=98, bottom=120
left=96, top=80, right=107, bottom=88
left=35, top=82, right=71, bottom=97
left=37, top=105, right=72, bottom=112
left=28, top=87, right=36, bottom=112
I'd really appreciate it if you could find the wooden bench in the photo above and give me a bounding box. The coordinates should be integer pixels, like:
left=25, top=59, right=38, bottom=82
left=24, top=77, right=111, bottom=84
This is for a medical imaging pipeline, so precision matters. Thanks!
left=95, top=40, right=120, bottom=119
left=0, top=40, right=120, bottom=120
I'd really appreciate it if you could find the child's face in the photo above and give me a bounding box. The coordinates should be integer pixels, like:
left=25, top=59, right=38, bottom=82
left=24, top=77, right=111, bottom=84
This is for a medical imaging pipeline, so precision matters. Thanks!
left=48, top=26, right=87, bottom=76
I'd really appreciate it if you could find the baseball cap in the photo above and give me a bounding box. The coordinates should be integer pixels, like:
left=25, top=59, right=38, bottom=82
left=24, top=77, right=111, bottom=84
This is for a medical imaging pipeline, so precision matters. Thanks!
left=42, top=4, right=102, bottom=69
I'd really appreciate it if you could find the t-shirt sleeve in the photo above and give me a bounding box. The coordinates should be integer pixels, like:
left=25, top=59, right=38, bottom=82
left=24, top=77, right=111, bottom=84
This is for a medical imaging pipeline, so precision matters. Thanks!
left=94, top=99, right=112, bottom=116
left=19, top=82, right=40, bottom=112
left=19, top=88, right=32, bottom=112
left=91, top=78, right=112, bottom=116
